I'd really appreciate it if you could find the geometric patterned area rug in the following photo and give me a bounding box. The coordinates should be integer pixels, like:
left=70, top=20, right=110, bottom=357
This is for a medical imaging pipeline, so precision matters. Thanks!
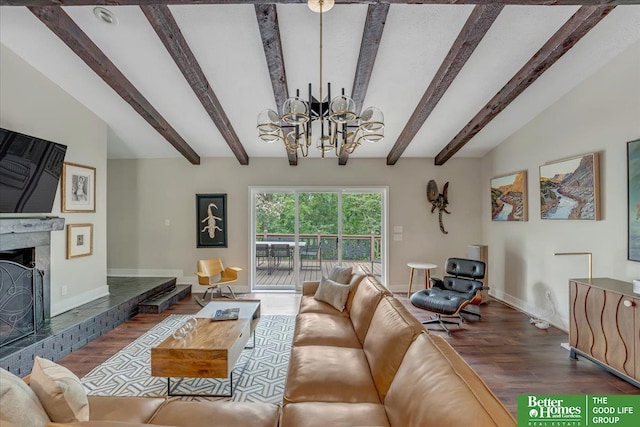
left=81, top=314, right=295, bottom=404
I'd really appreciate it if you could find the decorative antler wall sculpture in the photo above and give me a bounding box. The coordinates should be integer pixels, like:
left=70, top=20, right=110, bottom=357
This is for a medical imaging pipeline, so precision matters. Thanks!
left=426, top=180, right=450, bottom=234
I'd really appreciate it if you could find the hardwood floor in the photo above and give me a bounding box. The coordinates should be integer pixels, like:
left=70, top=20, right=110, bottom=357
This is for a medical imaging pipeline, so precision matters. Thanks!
left=57, top=292, right=638, bottom=418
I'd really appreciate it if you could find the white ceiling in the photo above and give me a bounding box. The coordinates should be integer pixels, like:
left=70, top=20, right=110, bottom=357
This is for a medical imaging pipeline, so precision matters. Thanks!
left=1, top=3, right=639, bottom=162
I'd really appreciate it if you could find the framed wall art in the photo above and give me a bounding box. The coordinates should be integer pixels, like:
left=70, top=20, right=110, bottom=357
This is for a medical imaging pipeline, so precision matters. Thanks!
left=491, top=171, right=528, bottom=221
left=62, top=162, right=96, bottom=213
left=539, top=153, right=600, bottom=220
left=196, top=193, right=227, bottom=248
left=628, top=139, right=640, bottom=262
left=66, top=223, right=93, bottom=259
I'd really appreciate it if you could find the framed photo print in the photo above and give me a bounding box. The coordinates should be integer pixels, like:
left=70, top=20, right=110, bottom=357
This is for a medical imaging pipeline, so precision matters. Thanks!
left=62, top=162, right=96, bottom=212
left=491, top=171, right=528, bottom=221
left=66, top=224, right=93, bottom=259
left=628, top=139, right=640, bottom=262
left=539, top=153, right=600, bottom=220
left=196, top=194, right=227, bottom=248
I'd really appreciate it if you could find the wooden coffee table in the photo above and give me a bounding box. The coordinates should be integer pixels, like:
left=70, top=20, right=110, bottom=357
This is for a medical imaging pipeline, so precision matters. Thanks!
left=150, top=299, right=260, bottom=397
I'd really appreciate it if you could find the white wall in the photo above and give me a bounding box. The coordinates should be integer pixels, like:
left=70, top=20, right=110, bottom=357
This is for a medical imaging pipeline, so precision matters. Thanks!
left=0, top=44, right=109, bottom=316
left=481, top=41, right=640, bottom=331
left=107, top=157, right=483, bottom=293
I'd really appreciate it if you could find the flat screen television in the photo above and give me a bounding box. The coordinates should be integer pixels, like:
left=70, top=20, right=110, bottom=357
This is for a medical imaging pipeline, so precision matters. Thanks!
left=0, top=128, right=67, bottom=213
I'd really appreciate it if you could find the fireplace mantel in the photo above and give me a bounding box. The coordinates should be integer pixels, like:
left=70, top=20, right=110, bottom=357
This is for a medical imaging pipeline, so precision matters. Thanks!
left=0, top=217, right=64, bottom=237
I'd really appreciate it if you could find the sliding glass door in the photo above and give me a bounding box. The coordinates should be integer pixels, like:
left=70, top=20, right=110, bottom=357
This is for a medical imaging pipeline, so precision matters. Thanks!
left=253, top=191, right=296, bottom=291
left=251, top=187, right=386, bottom=291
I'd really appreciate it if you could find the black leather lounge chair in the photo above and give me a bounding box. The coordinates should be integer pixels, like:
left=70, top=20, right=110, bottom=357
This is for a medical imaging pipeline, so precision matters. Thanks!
left=409, top=257, right=487, bottom=335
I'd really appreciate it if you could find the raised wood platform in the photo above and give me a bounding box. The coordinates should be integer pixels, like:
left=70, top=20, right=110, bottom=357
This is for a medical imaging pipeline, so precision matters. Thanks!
left=139, top=284, right=192, bottom=314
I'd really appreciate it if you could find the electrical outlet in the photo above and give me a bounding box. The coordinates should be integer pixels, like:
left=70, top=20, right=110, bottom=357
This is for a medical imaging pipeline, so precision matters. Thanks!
left=61, top=286, right=68, bottom=296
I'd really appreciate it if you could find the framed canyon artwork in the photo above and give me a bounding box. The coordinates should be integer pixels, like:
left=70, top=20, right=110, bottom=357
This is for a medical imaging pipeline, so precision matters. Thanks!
left=539, top=153, right=600, bottom=220
left=491, top=171, right=528, bottom=221
left=628, top=139, right=640, bottom=262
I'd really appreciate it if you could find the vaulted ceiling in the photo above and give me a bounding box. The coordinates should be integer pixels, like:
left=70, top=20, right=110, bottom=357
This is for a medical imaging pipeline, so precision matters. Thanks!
left=1, top=1, right=639, bottom=166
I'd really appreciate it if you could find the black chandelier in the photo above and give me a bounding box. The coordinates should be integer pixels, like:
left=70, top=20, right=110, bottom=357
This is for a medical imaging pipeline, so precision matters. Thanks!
left=257, top=0, right=384, bottom=158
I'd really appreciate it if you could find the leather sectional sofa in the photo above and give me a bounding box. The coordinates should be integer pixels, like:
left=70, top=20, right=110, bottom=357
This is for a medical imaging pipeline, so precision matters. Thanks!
left=282, top=271, right=516, bottom=427
left=1, top=270, right=516, bottom=427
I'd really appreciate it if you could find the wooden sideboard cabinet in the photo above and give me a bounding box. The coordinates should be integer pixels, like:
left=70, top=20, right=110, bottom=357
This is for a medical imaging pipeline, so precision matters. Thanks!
left=569, top=278, right=640, bottom=387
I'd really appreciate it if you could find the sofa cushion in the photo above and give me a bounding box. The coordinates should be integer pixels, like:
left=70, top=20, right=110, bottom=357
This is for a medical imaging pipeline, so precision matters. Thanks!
left=298, top=295, right=349, bottom=317
left=293, top=313, right=360, bottom=348
left=0, top=368, right=50, bottom=427
left=87, top=396, right=167, bottom=424
left=314, top=276, right=351, bottom=311
left=327, top=265, right=352, bottom=284
left=363, top=297, right=424, bottom=401
left=284, top=346, right=379, bottom=404
left=149, top=400, right=279, bottom=427
left=384, top=333, right=516, bottom=427
left=29, top=356, right=89, bottom=423
left=281, top=402, right=390, bottom=427
left=345, top=270, right=366, bottom=313
left=349, top=277, right=391, bottom=344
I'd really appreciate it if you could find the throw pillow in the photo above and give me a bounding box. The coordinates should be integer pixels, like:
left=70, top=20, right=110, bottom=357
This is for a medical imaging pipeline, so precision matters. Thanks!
left=0, top=368, right=50, bottom=427
left=29, top=356, right=89, bottom=423
left=327, top=265, right=353, bottom=284
left=314, top=276, right=351, bottom=312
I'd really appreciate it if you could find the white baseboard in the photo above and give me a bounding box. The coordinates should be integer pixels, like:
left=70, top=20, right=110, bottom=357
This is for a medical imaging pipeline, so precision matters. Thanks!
left=51, top=285, right=110, bottom=317
left=490, top=288, right=569, bottom=333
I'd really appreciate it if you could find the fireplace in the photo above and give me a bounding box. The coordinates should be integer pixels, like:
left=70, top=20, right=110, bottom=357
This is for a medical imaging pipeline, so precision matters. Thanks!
left=0, top=217, right=64, bottom=347
left=0, top=254, right=43, bottom=346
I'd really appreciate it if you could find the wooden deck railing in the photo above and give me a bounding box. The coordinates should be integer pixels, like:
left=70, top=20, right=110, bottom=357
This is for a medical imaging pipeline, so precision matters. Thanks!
left=256, top=233, right=381, bottom=262
left=254, top=233, right=382, bottom=288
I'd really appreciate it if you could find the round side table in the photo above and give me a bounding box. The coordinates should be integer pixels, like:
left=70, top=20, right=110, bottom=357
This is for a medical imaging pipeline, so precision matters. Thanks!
left=407, top=262, right=437, bottom=297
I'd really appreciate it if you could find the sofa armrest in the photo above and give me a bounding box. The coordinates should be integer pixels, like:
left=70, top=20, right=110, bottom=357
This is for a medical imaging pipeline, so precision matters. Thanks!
left=302, top=281, right=320, bottom=295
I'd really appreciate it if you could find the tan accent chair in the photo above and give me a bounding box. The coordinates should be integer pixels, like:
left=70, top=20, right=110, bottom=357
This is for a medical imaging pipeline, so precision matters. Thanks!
left=196, top=258, right=241, bottom=300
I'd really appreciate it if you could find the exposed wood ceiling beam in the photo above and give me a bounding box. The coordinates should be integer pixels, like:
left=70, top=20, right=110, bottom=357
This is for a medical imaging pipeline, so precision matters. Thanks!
left=142, top=4, right=249, bottom=165
left=255, top=3, right=297, bottom=166
left=338, top=3, right=389, bottom=166
left=386, top=4, right=503, bottom=165
left=3, top=1, right=635, bottom=7
left=434, top=5, right=614, bottom=165
left=28, top=6, right=201, bottom=165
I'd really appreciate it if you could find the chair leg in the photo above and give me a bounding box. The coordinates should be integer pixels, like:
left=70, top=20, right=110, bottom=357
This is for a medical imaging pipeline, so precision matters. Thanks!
left=462, top=305, right=482, bottom=319
left=221, top=285, right=237, bottom=300
left=421, top=315, right=461, bottom=336
left=210, top=286, right=223, bottom=300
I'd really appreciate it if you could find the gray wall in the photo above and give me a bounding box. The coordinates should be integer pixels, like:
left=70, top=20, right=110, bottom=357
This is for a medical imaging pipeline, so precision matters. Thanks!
left=481, top=41, right=640, bottom=331
left=107, top=157, right=484, bottom=293
left=0, top=44, right=109, bottom=316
